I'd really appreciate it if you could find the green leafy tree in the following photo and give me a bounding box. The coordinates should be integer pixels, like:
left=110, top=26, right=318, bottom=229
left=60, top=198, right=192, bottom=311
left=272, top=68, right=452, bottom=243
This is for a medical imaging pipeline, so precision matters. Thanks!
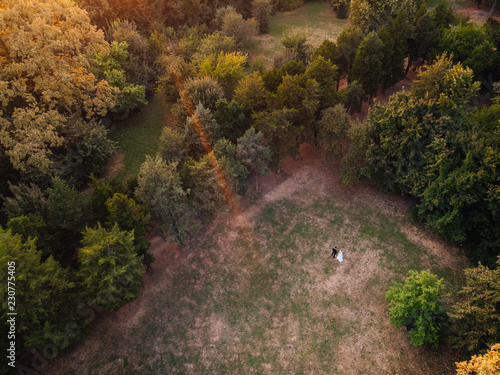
left=214, top=99, right=249, bottom=143
left=330, top=0, right=350, bottom=19
left=184, top=76, right=225, bottom=111
left=318, top=104, right=350, bottom=162
left=252, top=0, right=273, bottom=33
left=89, top=176, right=129, bottom=224
left=198, top=51, right=248, bottom=97
left=192, top=32, right=237, bottom=64
left=108, top=19, right=160, bottom=93
left=438, top=24, right=498, bottom=77
left=0, top=0, right=117, bottom=173
left=262, top=60, right=306, bottom=92
left=275, top=74, right=307, bottom=110
left=349, top=0, right=426, bottom=32
left=92, top=40, right=147, bottom=119
left=54, top=120, right=116, bottom=185
left=184, top=104, right=221, bottom=158
left=313, top=39, right=342, bottom=68
left=339, top=80, right=364, bottom=113
left=378, top=13, right=411, bottom=90
left=386, top=270, right=446, bottom=348
left=4, top=178, right=89, bottom=262
left=450, top=259, right=500, bottom=354
left=408, top=12, right=441, bottom=66
left=359, top=55, right=500, bottom=264
left=187, top=153, right=238, bottom=217
left=105, top=193, right=153, bottom=266
left=213, top=138, right=249, bottom=194
left=253, top=108, right=297, bottom=171
left=234, top=71, right=268, bottom=114
left=44, top=177, right=89, bottom=261
left=0, top=228, right=75, bottom=350
left=78, top=223, right=144, bottom=311
left=2, top=183, right=48, bottom=222
left=483, top=18, right=500, bottom=50
left=236, top=127, right=271, bottom=189
left=281, top=29, right=311, bottom=65
left=136, top=156, right=196, bottom=243
left=157, top=127, right=187, bottom=165
left=349, top=31, right=384, bottom=99
left=431, top=1, right=455, bottom=30
left=303, top=56, right=339, bottom=108
left=221, top=9, right=259, bottom=49
left=336, top=26, right=363, bottom=74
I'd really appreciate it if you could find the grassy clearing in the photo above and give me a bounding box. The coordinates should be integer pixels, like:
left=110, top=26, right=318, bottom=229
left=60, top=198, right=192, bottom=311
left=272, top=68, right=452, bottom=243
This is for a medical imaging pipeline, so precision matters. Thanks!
left=108, top=93, right=169, bottom=177
left=252, top=1, right=349, bottom=61
left=54, top=168, right=469, bottom=374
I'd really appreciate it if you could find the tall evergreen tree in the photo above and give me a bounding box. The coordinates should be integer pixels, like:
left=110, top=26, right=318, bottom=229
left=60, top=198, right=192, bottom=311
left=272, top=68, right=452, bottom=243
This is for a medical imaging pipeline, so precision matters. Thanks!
left=77, top=224, right=144, bottom=311
left=236, top=127, right=271, bottom=190
left=136, top=156, right=196, bottom=243
left=349, top=31, right=384, bottom=99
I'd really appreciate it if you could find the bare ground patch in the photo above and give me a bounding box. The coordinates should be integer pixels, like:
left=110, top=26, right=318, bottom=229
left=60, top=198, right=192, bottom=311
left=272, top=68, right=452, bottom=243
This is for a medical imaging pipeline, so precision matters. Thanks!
left=45, top=143, right=468, bottom=375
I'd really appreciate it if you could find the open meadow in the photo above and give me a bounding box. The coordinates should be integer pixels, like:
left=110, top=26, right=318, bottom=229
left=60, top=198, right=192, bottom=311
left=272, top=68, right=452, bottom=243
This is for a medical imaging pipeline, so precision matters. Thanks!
left=251, top=2, right=348, bottom=66
left=46, top=145, right=469, bottom=374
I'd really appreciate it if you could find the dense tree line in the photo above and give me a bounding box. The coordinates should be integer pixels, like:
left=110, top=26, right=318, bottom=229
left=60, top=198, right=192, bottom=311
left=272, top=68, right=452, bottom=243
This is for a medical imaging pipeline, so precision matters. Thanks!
left=1, top=0, right=500, bottom=371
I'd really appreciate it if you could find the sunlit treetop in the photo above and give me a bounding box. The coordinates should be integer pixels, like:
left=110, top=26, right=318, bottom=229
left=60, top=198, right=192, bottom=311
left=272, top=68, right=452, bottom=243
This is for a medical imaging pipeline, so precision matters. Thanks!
left=0, top=0, right=117, bottom=172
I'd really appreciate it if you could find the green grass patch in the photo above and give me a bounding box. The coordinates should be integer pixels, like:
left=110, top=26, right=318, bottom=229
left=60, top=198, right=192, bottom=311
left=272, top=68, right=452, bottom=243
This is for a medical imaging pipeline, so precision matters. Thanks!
left=251, top=1, right=349, bottom=60
left=59, top=186, right=469, bottom=374
left=109, top=93, right=169, bottom=177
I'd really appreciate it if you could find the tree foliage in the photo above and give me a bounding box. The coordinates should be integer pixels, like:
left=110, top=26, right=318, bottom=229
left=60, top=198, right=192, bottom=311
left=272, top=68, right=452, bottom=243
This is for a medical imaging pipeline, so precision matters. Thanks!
left=184, top=76, right=225, bottom=111
left=253, top=108, right=297, bottom=170
left=220, top=8, right=259, bottom=49
left=3, top=178, right=89, bottom=262
left=359, top=55, right=500, bottom=265
left=77, top=223, right=144, bottom=311
left=336, top=26, right=363, bottom=74
left=214, top=99, right=249, bottom=143
left=0, top=0, right=117, bottom=173
left=234, top=71, right=268, bottom=114
left=349, top=0, right=426, bottom=32
left=456, top=344, right=500, bottom=375
left=275, top=0, right=304, bottom=11
left=349, top=31, right=384, bottom=98
left=386, top=270, right=446, bottom=348
left=186, top=153, right=238, bottom=216
left=213, top=138, right=249, bottom=194
left=318, top=104, right=350, bottom=161
left=92, top=41, right=147, bottom=118
left=236, top=127, right=271, bottom=189
left=303, top=56, right=339, bottom=108
left=450, top=259, right=500, bottom=354
left=136, top=156, right=196, bottom=243
left=184, top=104, right=221, bottom=158
left=105, top=193, right=152, bottom=264
left=158, top=127, right=186, bottom=165
left=0, top=228, right=75, bottom=350
left=438, top=23, right=498, bottom=77
left=198, top=51, right=248, bottom=97
left=252, top=0, right=273, bottom=33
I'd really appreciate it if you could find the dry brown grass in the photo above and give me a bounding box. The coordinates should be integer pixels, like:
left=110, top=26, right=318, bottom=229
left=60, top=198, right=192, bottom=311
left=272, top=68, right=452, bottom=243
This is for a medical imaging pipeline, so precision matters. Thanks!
left=45, top=144, right=469, bottom=375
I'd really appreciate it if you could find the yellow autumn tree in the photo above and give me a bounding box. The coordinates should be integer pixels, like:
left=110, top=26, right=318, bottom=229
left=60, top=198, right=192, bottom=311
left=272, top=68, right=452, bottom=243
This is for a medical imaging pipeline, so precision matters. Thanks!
left=456, top=344, right=500, bottom=375
left=0, top=0, right=117, bottom=172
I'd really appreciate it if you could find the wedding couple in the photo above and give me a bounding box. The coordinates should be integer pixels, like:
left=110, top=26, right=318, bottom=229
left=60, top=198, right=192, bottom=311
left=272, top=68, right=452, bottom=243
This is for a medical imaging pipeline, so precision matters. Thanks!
left=331, top=246, right=343, bottom=262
